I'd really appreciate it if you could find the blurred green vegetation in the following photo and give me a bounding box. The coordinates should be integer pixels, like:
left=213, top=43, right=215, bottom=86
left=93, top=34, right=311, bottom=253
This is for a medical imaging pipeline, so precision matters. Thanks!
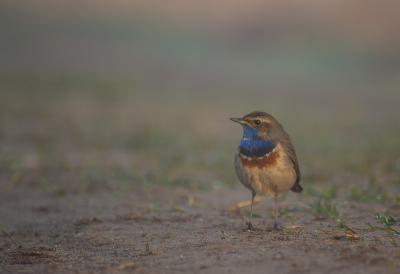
left=1, top=72, right=399, bottom=199
left=0, top=8, right=399, bottom=199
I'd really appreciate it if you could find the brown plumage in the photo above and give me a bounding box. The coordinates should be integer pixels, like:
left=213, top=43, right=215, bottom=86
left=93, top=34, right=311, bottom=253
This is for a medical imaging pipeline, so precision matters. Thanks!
left=231, top=111, right=302, bottom=230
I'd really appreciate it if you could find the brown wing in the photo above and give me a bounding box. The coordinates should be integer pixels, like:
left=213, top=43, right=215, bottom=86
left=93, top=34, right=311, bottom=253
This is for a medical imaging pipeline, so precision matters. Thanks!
left=285, top=142, right=302, bottom=193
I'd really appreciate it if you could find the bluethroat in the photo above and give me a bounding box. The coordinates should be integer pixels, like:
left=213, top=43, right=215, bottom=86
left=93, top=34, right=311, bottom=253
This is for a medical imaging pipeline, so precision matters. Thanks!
left=231, top=111, right=302, bottom=230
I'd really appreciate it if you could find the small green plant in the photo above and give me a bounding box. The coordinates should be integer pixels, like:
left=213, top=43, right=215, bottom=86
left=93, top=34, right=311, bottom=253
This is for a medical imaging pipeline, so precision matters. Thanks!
left=278, top=206, right=302, bottom=217
left=246, top=211, right=261, bottom=218
left=308, top=200, right=345, bottom=228
left=281, top=226, right=305, bottom=236
left=389, top=197, right=400, bottom=205
left=386, top=230, right=398, bottom=247
left=350, top=175, right=388, bottom=203
left=375, top=213, right=398, bottom=226
left=305, top=184, right=338, bottom=199
left=150, top=202, right=161, bottom=212
left=39, top=178, right=65, bottom=196
left=296, top=226, right=305, bottom=236
left=365, top=222, right=385, bottom=230
left=277, top=206, right=303, bottom=225
left=366, top=213, right=399, bottom=247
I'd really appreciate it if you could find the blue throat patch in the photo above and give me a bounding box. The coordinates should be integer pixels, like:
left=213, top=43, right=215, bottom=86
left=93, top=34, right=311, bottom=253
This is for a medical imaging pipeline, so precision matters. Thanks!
left=239, top=125, right=274, bottom=157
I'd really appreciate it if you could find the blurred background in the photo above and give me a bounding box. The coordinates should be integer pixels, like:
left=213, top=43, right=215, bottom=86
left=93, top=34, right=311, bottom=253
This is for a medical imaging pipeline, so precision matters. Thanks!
left=1, top=0, right=400, bottom=196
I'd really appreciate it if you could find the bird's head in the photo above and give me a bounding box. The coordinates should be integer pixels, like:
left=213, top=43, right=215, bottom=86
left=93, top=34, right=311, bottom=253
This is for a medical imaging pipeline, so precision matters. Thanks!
left=230, top=111, right=283, bottom=141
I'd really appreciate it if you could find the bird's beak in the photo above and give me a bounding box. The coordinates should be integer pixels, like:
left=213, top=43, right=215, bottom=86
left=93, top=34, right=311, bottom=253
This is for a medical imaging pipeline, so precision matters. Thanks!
left=230, top=117, right=251, bottom=126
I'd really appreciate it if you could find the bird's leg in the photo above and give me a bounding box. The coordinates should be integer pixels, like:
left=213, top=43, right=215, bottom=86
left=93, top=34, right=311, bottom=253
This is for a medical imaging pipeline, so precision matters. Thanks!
left=247, top=192, right=256, bottom=231
left=273, top=193, right=280, bottom=230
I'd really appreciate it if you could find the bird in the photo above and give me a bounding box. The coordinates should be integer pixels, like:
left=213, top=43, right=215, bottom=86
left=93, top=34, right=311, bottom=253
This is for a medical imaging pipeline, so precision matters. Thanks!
left=230, top=111, right=302, bottom=231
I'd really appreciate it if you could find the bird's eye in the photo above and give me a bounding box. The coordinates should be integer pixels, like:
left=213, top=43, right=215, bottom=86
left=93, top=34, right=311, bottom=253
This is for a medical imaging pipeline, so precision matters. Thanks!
left=254, top=120, right=261, bottom=125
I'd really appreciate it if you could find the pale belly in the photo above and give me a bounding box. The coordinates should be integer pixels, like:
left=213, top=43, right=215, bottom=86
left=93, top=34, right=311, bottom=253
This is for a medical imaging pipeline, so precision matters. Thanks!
left=234, top=143, right=297, bottom=197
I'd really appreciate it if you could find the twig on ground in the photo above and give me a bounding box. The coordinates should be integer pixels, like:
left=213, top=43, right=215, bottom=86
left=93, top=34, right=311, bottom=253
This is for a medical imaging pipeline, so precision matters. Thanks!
left=0, top=225, right=19, bottom=246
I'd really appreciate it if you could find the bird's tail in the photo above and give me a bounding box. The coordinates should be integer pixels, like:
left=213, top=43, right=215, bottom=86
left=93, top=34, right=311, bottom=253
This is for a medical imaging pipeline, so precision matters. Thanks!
left=291, top=183, right=303, bottom=193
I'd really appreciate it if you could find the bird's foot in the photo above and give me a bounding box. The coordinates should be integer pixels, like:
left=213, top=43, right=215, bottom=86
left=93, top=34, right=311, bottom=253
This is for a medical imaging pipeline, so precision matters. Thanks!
left=273, top=222, right=281, bottom=231
left=246, top=223, right=258, bottom=231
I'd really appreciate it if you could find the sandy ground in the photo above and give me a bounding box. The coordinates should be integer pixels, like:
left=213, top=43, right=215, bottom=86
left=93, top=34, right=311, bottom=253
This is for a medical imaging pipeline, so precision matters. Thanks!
left=1, top=181, right=399, bottom=274
left=1, top=3, right=400, bottom=273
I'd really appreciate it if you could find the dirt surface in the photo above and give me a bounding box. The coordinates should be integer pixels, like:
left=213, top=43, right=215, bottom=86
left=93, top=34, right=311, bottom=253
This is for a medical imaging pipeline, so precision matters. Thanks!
left=1, top=2, right=400, bottom=273
left=1, top=182, right=399, bottom=274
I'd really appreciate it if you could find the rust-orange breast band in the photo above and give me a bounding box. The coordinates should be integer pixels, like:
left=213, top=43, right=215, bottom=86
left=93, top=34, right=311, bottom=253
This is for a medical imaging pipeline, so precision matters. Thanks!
left=238, top=148, right=281, bottom=169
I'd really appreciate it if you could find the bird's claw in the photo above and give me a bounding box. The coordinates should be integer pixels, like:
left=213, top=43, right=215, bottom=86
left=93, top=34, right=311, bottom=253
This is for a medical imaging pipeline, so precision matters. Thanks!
left=246, top=223, right=258, bottom=231
left=273, top=222, right=281, bottom=231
